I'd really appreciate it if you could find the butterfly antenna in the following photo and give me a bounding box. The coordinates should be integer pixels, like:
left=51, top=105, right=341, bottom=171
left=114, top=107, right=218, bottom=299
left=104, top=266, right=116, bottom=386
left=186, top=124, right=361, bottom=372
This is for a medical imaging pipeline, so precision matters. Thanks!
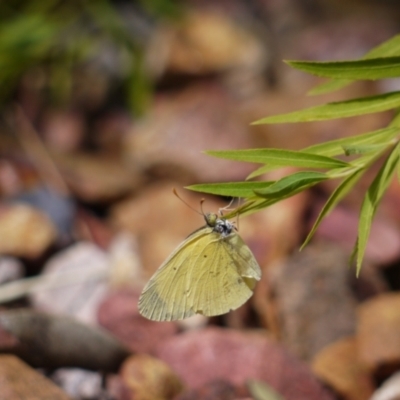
left=200, top=198, right=206, bottom=216
left=173, top=188, right=204, bottom=216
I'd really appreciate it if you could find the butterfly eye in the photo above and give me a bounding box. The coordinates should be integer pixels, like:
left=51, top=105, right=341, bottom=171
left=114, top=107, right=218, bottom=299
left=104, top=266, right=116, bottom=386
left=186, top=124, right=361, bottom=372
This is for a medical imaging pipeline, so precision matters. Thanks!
left=204, top=213, right=218, bottom=227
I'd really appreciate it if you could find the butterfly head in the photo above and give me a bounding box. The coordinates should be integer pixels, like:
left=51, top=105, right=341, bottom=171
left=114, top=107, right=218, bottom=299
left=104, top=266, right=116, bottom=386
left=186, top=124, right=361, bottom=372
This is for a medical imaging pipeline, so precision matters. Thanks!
left=204, top=212, right=218, bottom=227
left=204, top=212, right=235, bottom=237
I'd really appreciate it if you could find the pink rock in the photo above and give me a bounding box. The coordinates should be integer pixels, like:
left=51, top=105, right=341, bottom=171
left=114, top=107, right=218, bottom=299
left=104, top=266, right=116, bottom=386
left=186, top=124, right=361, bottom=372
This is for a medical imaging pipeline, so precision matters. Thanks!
left=311, top=204, right=400, bottom=266
left=98, top=290, right=178, bottom=354
left=155, top=327, right=335, bottom=400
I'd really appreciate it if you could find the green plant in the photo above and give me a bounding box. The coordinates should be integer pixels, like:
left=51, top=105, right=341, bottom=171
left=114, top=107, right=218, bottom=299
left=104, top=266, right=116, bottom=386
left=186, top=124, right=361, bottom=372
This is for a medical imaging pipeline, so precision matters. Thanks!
left=188, top=34, right=400, bottom=275
left=0, top=0, right=180, bottom=114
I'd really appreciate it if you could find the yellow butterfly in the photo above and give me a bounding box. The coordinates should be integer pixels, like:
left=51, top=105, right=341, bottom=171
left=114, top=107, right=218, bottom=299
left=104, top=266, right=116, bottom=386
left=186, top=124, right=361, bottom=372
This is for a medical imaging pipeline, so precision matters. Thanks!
left=138, top=211, right=261, bottom=321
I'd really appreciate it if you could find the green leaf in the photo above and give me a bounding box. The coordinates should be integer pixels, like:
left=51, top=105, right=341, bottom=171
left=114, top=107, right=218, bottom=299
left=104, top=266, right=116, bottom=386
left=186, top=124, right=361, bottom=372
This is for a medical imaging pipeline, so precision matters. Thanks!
left=254, top=171, right=327, bottom=198
left=303, top=126, right=399, bottom=157
left=357, top=196, right=375, bottom=276
left=245, top=126, right=400, bottom=179
left=342, top=142, right=393, bottom=156
left=186, top=181, right=273, bottom=198
left=309, top=79, right=351, bottom=96
left=287, top=57, right=400, bottom=81
left=356, top=143, right=400, bottom=274
left=366, top=33, right=400, bottom=58
left=350, top=237, right=358, bottom=265
left=253, top=91, right=400, bottom=124
left=206, top=149, right=349, bottom=169
left=246, top=164, right=276, bottom=180
left=373, top=147, right=400, bottom=201
left=398, top=158, right=400, bottom=184
left=247, top=380, right=284, bottom=400
left=309, top=33, right=400, bottom=95
left=301, top=167, right=366, bottom=249
left=390, top=109, right=400, bottom=127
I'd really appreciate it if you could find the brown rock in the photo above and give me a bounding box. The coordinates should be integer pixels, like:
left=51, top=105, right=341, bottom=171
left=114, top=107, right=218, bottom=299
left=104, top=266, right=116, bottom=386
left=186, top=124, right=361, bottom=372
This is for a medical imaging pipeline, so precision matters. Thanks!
left=98, top=290, right=178, bottom=354
left=357, top=293, right=400, bottom=373
left=312, top=336, right=375, bottom=400
left=119, top=354, right=184, bottom=400
left=147, top=9, right=267, bottom=77
left=0, top=309, right=130, bottom=371
left=0, top=354, right=72, bottom=399
left=270, top=242, right=357, bottom=361
left=123, top=84, right=258, bottom=183
left=55, top=152, right=140, bottom=203
left=155, top=327, right=335, bottom=400
left=41, top=109, right=85, bottom=153
left=0, top=159, right=24, bottom=197
left=0, top=203, right=56, bottom=258
left=279, top=10, right=396, bottom=73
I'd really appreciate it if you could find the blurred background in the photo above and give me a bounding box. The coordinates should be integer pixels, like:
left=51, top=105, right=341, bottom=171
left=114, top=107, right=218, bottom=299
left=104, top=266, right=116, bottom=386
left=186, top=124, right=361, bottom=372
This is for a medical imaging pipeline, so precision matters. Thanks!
left=1, top=1, right=400, bottom=399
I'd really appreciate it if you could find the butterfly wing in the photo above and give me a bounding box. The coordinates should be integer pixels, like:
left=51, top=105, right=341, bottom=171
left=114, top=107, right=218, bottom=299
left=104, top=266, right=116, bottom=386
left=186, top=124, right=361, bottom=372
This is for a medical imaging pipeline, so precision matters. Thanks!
left=188, top=231, right=261, bottom=317
left=138, top=227, right=213, bottom=321
left=138, top=228, right=261, bottom=321
left=223, top=232, right=261, bottom=288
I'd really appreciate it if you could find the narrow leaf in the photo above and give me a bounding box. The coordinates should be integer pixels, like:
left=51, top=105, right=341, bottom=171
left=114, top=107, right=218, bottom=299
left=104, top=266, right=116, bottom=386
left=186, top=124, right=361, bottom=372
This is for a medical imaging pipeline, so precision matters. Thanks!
left=356, top=143, right=400, bottom=274
left=398, top=159, right=400, bottom=184
left=309, top=79, right=351, bottom=95
left=246, top=126, right=399, bottom=179
left=390, top=108, right=400, bottom=127
left=246, top=164, right=275, bottom=180
left=357, top=193, right=375, bottom=276
left=254, top=171, right=327, bottom=198
left=287, top=57, right=400, bottom=80
left=253, top=91, right=400, bottom=124
left=350, top=238, right=358, bottom=265
left=342, top=142, right=393, bottom=156
left=309, top=34, right=400, bottom=95
left=301, top=167, right=366, bottom=249
left=303, top=126, right=399, bottom=157
left=186, top=181, right=273, bottom=198
left=206, top=149, right=349, bottom=169
left=366, top=33, right=400, bottom=58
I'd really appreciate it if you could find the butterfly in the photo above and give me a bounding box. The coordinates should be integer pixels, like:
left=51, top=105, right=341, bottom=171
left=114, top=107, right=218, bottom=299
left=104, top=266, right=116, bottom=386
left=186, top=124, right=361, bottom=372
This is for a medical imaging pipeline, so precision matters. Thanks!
left=138, top=211, right=261, bottom=321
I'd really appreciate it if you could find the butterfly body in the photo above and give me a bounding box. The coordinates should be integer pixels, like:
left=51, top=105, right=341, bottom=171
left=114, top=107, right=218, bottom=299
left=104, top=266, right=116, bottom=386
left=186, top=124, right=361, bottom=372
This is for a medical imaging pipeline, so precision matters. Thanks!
left=138, top=213, right=261, bottom=321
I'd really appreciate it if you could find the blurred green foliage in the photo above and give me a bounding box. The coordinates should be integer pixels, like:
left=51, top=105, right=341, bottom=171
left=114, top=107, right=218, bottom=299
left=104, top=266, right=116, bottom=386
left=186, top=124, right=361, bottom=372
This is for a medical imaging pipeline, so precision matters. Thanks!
left=0, top=0, right=181, bottom=114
